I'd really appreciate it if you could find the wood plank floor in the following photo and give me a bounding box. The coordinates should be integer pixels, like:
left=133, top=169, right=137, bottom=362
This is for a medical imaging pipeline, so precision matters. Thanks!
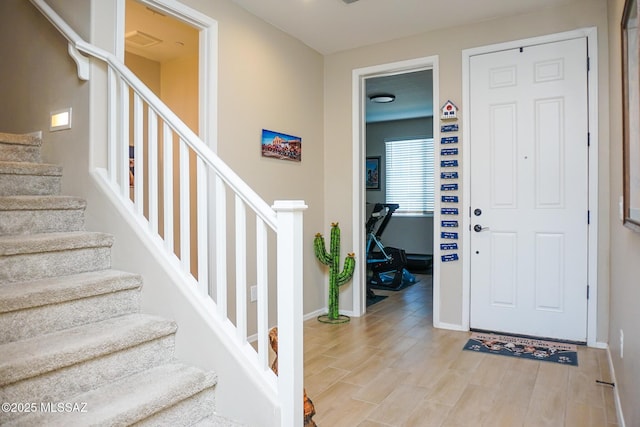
left=303, top=274, right=618, bottom=427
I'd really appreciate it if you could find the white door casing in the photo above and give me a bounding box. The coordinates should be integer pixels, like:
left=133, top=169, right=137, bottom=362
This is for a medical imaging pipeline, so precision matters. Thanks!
left=468, top=37, right=589, bottom=342
left=351, top=56, right=440, bottom=318
left=116, top=0, right=218, bottom=149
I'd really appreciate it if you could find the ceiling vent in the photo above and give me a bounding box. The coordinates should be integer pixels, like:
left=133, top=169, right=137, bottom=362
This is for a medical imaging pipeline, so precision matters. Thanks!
left=125, top=30, right=162, bottom=48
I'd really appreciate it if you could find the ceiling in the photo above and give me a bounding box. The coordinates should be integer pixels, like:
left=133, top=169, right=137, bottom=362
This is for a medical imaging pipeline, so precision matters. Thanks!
left=366, top=70, right=433, bottom=123
left=126, top=0, right=574, bottom=123
left=230, top=0, right=576, bottom=55
left=125, top=0, right=198, bottom=63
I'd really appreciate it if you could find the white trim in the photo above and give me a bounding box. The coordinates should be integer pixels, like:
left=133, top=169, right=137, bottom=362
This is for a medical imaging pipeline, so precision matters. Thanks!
left=436, top=321, right=467, bottom=332
left=303, top=309, right=325, bottom=321
left=339, top=309, right=357, bottom=317
left=115, top=0, right=125, bottom=61
left=117, top=0, right=218, bottom=151
left=606, top=346, right=627, bottom=427
left=67, top=44, right=90, bottom=80
left=585, top=28, right=599, bottom=348
left=461, top=27, right=599, bottom=345
left=351, top=56, right=440, bottom=319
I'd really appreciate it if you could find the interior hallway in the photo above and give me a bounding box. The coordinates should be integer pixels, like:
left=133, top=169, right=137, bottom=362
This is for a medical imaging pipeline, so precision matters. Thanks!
left=303, top=274, right=618, bottom=427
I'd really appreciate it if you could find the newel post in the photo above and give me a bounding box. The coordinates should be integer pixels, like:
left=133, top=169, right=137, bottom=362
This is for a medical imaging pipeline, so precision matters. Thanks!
left=273, top=200, right=307, bottom=427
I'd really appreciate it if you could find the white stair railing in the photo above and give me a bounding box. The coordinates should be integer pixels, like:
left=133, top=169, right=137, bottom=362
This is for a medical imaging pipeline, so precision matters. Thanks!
left=30, top=1, right=305, bottom=425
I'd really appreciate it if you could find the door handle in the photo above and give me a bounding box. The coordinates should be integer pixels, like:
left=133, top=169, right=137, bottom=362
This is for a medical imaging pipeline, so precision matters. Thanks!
left=473, top=224, right=490, bottom=232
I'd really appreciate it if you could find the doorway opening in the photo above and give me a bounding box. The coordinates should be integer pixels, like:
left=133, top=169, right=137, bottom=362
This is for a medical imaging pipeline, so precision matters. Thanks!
left=352, top=56, right=440, bottom=320
left=124, top=0, right=200, bottom=134
left=117, top=0, right=217, bottom=147
left=118, top=0, right=218, bottom=278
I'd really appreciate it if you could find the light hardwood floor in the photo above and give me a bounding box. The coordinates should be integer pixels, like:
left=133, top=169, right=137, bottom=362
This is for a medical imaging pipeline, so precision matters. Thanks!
left=303, top=274, right=618, bottom=427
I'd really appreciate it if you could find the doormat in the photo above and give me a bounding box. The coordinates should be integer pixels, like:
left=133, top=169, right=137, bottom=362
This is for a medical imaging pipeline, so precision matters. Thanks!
left=462, top=332, right=578, bottom=366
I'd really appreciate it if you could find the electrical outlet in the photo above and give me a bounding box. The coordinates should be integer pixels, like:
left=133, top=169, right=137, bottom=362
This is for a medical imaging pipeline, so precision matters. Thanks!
left=620, top=329, right=624, bottom=359
left=250, top=286, right=257, bottom=302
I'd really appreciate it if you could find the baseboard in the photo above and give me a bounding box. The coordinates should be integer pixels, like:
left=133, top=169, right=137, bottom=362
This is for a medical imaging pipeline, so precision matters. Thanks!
left=606, top=345, right=626, bottom=427
left=304, top=308, right=326, bottom=321
left=434, top=321, right=467, bottom=332
left=246, top=308, right=342, bottom=340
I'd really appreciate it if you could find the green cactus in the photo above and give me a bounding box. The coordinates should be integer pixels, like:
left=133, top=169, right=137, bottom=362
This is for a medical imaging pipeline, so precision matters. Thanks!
left=314, top=222, right=356, bottom=323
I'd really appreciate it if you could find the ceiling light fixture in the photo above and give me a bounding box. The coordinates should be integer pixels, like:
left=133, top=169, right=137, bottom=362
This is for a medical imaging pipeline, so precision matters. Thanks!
left=369, top=94, right=396, bottom=103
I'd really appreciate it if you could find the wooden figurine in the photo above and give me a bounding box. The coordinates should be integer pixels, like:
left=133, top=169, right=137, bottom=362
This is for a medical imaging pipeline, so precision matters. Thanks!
left=269, top=327, right=317, bottom=427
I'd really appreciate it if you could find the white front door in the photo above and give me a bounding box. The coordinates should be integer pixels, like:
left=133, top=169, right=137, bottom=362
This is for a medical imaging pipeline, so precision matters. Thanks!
left=469, top=38, right=589, bottom=342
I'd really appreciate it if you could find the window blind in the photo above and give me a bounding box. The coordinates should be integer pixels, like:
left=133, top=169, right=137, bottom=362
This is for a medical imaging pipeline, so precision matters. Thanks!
left=384, top=138, right=434, bottom=215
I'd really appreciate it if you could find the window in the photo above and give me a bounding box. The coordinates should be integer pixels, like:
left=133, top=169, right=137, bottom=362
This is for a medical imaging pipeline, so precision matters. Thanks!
left=385, top=138, right=434, bottom=215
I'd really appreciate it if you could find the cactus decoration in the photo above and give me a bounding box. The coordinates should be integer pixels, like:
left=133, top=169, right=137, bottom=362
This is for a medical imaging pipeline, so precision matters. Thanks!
left=314, top=222, right=356, bottom=324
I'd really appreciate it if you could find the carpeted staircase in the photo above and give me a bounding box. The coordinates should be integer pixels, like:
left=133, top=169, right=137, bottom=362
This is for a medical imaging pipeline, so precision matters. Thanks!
left=0, top=132, right=240, bottom=426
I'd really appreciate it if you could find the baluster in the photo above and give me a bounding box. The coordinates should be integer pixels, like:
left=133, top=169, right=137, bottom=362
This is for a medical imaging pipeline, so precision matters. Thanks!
left=119, top=79, right=129, bottom=200
left=179, top=138, right=191, bottom=274
left=148, top=108, right=158, bottom=234
left=133, top=94, right=144, bottom=215
left=235, top=196, right=247, bottom=342
left=196, top=157, right=209, bottom=296
left=215, top=175, right=227, bottom=319
left=256, top=217, right=269, bottom=371
left=107, top=68, right=117, bottom=184
left=163, top=123, right=174, bottom=254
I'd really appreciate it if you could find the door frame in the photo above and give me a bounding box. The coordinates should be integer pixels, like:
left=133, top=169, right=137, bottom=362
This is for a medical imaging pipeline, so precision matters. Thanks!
left=351, top=55, right=440, bottom=318
left=115, top=0, right=218, bottom=149
left=462, top=27, right=600, bottom=347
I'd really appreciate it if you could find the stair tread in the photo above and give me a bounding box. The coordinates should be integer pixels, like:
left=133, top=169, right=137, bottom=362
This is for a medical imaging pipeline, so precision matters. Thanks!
left=0, top=132, right=42, bottom=147
left=9, top=363, right=218, bottom=427
left=0, top=160, right=62, bottom=176
left=0, top=195, right=86, bottom=210
left=0, top=231, right=114, bottom=256
left=0, top=269, right=142, bottom=314
left=0, top=313, right=177, bottom=386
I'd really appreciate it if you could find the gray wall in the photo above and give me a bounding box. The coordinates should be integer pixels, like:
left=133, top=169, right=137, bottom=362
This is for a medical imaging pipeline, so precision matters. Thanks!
left=607, top=0, right=640, bottom=424
left=0, top=0, right=91, bottom=200
left=366, top=117, right=434, bottom=255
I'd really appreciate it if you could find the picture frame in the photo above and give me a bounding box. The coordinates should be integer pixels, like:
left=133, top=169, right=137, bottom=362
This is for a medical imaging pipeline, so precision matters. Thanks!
left=261, top=129, right=302, bottom=162
left=366, top=156, right=381, bottom=190
left=622, top=0, right=640, bottom=232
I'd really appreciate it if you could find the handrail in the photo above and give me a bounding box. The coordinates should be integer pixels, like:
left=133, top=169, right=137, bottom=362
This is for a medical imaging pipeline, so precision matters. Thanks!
left=29, top=1, right=304, bottom=426
left=30, top=0, right=277, bottom=231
